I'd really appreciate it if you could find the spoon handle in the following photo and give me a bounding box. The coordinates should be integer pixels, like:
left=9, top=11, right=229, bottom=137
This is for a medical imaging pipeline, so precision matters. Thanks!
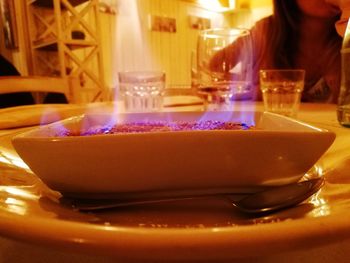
left=61, top=178, right=324, bottom=213
left=61, top=193, right=248, bottom=211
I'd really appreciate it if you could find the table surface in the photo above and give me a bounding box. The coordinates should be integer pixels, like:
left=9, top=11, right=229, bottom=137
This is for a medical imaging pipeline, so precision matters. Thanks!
left=0, top=101, right=350, bottom=263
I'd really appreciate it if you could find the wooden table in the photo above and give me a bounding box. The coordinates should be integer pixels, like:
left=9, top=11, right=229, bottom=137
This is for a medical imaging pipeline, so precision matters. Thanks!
left=0, top=102, right=349, bottom=263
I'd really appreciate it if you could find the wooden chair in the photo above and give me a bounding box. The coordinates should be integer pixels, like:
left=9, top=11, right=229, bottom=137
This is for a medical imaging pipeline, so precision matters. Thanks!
left=0, top=76, right=82, bottom=103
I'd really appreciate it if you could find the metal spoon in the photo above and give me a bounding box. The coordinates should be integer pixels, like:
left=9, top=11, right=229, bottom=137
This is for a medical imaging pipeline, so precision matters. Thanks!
left=230, top=177, right=324, bottom=213
left=63, top=177, right=324, bottom=214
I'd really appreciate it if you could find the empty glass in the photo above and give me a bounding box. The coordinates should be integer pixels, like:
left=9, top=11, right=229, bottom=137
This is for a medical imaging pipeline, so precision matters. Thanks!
left=260, top=69, right=305, bottom=118
left=196, top=28, right=253, bottom=110
left=118, top=71, right=165, bottom=112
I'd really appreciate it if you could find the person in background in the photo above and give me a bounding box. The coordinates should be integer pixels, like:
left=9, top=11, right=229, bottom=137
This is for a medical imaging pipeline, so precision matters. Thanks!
left=328, top=0, right=350, bottom=36
left=209, top=0, right=350, bottom=103
left=0, top=54, right=68, bottom=108
left=0, top=54, right=34, bottom=108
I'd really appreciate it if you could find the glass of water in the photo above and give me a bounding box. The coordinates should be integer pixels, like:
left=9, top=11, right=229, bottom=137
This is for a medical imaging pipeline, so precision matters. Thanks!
left=259, top=69, right=305, bottom=118
left=196, top=28, right=253, bottom=110
left=118, top=71, right=165, bottom=112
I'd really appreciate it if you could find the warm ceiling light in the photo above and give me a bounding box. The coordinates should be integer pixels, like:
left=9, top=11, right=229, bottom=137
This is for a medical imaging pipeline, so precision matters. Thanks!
left=196, top=0, right=235, bottom=12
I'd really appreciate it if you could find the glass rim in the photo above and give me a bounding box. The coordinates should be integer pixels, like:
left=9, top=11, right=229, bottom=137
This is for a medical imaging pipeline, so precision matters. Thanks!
left=259, top=69, right=306, bottom=79
left=118, top=71, right=165, bottom=83
left=199, top=27, right=250, bottom=38
left=259, top=69, right=305, bottom=73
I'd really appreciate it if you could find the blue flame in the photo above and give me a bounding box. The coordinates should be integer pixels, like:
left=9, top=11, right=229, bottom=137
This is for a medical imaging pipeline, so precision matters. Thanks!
left=197, top=110, right=255, bottom=128
left=40, top=107, right=70, bottom=136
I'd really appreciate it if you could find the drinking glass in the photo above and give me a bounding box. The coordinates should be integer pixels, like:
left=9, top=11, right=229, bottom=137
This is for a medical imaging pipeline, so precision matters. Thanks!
left=118, top=71, right=165, bottom=112
left=190, top=50, right=199, bottom=90
left=259, top=69, right=305, bottom=118
left=196, top=28, right=253, bottom=110
left=337, top=18, right=350, bottom=127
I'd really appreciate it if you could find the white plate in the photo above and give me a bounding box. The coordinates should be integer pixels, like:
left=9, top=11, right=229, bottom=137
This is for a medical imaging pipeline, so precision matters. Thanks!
left=11, top=111, right=335, bottom=199
left=0, top=163, right=350, bottom=262
left=1, top=123, right=350, bottom=262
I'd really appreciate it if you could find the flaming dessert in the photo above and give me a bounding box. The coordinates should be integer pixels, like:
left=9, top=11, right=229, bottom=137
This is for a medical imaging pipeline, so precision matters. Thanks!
left=57, top=120, right=254, bottom=137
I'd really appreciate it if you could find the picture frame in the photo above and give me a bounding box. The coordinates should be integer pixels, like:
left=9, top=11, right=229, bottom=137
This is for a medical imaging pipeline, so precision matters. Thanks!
left=150, top=15, right=177, bottom=33
left=0, top=0, right=18, bottom=49
left=188, top=15, right=211, bottom=30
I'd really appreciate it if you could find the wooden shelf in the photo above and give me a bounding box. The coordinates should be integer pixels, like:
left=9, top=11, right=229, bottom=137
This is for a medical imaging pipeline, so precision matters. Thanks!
left=30, top=0, right=89, bottom=8
left=25, top=0, right=106, bottom=102
left=33, top=39, right=98, bottom=51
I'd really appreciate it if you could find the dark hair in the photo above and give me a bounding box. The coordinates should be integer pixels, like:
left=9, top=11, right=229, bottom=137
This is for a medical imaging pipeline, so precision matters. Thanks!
left=270, top=0, right=300, bottom=68
left=268, top=0, right=342, bottom=69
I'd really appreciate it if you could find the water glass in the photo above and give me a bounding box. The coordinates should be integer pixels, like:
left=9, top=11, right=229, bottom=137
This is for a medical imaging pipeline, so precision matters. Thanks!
left=337, top=18, right=350, bottom=127
left=196, top=28, right=253, bottom=110
left=190, top=50, right=199, bottom=90
left=259, top=69, right=305, bottom=118
left=118, top=71, right=165, bottom=112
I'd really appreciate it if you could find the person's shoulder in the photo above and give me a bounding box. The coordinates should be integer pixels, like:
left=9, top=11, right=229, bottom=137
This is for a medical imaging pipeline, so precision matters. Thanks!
left=250, top=15, right=273, bottom=42
left=251, top=15, right=273, bottom=32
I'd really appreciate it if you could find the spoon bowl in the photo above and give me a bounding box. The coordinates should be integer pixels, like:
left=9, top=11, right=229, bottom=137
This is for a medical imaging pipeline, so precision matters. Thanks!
left=62, top=177, right=325, bottom=214
left=231, top=177, right=324, bottom=213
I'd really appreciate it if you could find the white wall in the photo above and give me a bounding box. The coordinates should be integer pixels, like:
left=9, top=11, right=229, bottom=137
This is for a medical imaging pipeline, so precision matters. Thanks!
left=108, top=0, right=252, bottom=88
left=250, top=6, right=272, bottom=23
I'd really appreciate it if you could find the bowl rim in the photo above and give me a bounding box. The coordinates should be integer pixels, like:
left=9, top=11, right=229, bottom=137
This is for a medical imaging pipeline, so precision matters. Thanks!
left=11, top=111, right=334, bottom=142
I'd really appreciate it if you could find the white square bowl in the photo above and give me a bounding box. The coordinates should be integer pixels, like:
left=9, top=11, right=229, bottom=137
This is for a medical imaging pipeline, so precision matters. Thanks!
left=12, top=111, right=335, bottom=199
